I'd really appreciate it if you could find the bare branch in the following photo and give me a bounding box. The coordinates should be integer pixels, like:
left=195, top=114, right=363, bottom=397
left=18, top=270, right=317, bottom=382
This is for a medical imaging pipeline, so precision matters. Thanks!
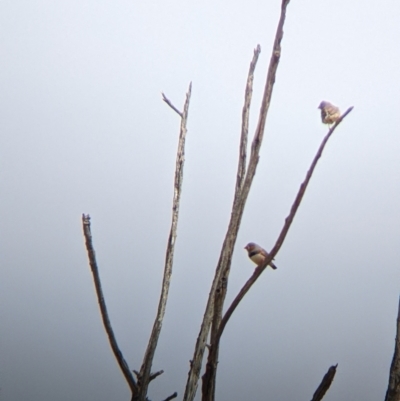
left=239, top=0, right=291, bottom=208
left=81, top=214, right=138, bottom=395
left=138, top=83, right=192, bottom=401
left=161, top=392, right=178, bottom=401
left=235, top=44, right=261, bottom=195
left=217, top=106, right=354, bottom=340
left=201, top=44, right=262, bottom=401
left=162, top=92, right=183, bottom=117
left=385, top=296, right=400, bottom=401
left=184, top=4, right=291, bottom=401
left=310, top=364, right=338, bottom=401
left=199, top=108, right=352, bottom=401
left=199, top=1, right=291, bottom=399
left=182, top=42, right=266, bottom=401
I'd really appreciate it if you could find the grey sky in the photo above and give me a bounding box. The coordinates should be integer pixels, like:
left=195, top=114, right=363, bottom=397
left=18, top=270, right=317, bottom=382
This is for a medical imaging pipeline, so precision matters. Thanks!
left=1, top=0, right=399, bottom=400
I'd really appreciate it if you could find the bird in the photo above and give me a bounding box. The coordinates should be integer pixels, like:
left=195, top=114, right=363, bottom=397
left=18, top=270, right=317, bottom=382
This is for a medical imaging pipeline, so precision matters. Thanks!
left=244, top=242, right=277, bottom=270
left=318, top=101, right=341, bottom=126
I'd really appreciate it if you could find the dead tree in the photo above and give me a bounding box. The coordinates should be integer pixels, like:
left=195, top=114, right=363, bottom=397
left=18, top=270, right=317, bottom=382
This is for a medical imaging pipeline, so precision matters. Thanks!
left=80, top=1, right=400, bottom=401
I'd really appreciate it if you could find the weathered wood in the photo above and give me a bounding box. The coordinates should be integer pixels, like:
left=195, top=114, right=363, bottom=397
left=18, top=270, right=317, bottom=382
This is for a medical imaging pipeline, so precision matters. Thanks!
left=184, top=3, right=294, bottom=401
left=138, top=84, right=192, bottom=401
left=385, top=297, right=400, bottom=401
left=82, top=214, right=138, bottom=396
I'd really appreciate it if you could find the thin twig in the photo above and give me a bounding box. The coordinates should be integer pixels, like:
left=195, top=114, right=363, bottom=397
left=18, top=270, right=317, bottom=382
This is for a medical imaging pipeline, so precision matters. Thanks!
left=385, top=296, right=400, bottom=401
left=161, top=392, right=178, bottom=401
left=137, top=83, right=192, bottom=401
left=162, top=93, right=183, bottom=117
left=150, top=370, right=164, bottom=382
left=217, top=106, right=354, bottom=340
left=82, top=214, right=138, bottom=395
left=200, top=1, right=291, bottom=399
left=310, top=364, right=338, bottom=401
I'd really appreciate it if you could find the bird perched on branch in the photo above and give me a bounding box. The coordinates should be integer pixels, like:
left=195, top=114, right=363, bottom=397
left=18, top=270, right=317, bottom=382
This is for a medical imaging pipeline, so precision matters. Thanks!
left=244, top=242, right=277, bottom=270
left=318, top=101, right=341, bottom=126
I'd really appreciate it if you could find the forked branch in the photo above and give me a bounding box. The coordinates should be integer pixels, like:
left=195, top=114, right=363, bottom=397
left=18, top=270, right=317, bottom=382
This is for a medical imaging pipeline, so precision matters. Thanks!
left=181, top=39, right=268, bottom=401
left=82, top=214, right=138, bottom=396
left=137, top=83, right=192, bottom=401
left=201, top=107, right=352, bottom=401
left=218, top=106, right=354, bottom=340
left=200, top=1, right=291, bottom=400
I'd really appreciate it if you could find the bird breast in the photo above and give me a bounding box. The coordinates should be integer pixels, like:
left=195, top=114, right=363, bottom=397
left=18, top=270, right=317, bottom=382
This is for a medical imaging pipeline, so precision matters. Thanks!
left=250, top=253, right=265, bottom=265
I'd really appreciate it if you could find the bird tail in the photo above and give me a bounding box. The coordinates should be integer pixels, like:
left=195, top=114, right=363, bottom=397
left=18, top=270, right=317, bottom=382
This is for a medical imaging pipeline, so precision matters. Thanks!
left=270, top=262, right=278, bottom=270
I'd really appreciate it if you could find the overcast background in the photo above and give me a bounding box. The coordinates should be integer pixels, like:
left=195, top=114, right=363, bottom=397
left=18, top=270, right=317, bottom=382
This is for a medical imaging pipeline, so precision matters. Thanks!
left=1, top=0, right=400, bottom=400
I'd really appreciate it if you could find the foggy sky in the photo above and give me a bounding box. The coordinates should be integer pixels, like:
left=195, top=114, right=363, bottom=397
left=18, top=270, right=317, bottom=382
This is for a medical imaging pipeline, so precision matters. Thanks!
left=1, top=0, right=400, bottom=400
